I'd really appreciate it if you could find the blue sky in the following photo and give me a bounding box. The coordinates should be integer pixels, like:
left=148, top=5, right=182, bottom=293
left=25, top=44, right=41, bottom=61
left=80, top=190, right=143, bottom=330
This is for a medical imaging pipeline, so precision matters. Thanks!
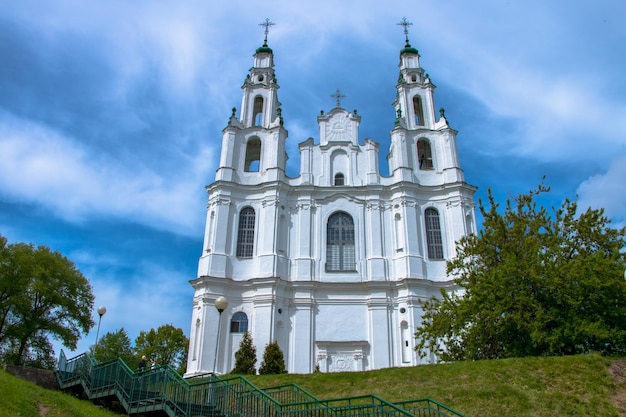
left=1, top=0, right=625, bottom=358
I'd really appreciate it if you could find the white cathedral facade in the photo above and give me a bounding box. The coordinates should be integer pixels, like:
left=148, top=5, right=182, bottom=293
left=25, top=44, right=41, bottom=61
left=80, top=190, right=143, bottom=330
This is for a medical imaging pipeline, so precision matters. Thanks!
left=185, top=29, right=477, bottom=376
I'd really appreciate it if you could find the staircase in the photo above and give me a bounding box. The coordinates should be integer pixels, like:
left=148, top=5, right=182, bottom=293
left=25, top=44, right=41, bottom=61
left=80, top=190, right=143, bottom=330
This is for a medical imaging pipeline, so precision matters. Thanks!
left=56, top=350, right=466, bottom=417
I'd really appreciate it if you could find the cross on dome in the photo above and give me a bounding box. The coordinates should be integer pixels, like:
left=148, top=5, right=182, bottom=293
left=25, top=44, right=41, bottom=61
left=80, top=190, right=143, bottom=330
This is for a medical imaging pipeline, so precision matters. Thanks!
left=397, top=17, right=413, bottom=46
left=259, top=18, right=276, bottom=46
left=330, top=88, right=346, bottom=107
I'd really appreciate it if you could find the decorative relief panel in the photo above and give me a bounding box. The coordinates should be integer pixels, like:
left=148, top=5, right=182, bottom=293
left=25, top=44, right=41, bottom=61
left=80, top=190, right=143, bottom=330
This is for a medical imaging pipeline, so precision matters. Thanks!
left=315, top=341, right=368, bottom=373
left=325, top=113, right=352, bottom=142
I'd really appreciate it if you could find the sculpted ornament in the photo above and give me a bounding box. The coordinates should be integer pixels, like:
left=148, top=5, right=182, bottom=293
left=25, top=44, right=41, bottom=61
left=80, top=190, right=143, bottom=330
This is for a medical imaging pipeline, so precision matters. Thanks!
left=209, top=198, right=231, bottom=207
left=295, top=201, right=317, bottom=211
left=262, top=198, right=280, bottom=207
left=326, top=113, right=352, bottom=142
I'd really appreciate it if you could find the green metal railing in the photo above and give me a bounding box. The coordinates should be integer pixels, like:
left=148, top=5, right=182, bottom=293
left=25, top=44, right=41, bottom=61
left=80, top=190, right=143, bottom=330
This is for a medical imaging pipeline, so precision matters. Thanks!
left=56, top=350, right=467, bottom=417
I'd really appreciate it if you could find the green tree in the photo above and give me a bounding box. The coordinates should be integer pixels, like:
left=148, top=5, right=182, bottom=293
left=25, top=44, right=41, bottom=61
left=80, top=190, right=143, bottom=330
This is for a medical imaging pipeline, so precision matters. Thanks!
left=92, top=328, right=134, bottom=365
left=134, top=324, right=189, bottom=373
left=259, top=341, right=287, bottom=374
left=232, top=331, right=256, bottom=375
left=415, top=183, right=626, bottom=361
left=3, top=333, right=56, bottom=369
left=0, top=236, right=94, bottom=366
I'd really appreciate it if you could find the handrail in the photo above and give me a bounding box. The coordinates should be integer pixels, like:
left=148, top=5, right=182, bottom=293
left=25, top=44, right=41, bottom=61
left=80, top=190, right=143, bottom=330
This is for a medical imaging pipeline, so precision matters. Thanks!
left=56, top=350, right=466, bottom=417
left=320, top=393, right=418, bottom=416
left=263, top=383, right=321, bottom=403
left=394, top=398, right=468, bottom=417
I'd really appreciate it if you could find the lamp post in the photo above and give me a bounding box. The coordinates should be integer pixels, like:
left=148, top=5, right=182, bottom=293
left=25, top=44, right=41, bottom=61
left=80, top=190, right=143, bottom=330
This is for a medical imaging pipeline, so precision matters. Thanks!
left=94, top=306, right=107, bottom=349
left=212, top=296, right=228, bottom=374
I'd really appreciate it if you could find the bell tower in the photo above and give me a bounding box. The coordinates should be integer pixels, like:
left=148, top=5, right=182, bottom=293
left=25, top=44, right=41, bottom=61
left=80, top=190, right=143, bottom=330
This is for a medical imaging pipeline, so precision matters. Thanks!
left=388, top=18, right=464, bottom=185
left=215, top=18, right=287, bottom=184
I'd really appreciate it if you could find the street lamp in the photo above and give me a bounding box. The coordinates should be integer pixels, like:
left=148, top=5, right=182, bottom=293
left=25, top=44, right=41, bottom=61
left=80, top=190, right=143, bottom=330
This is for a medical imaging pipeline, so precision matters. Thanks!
left=94, top=306, right=107, bottom=349
left=212, top=296, right=228, bottom=374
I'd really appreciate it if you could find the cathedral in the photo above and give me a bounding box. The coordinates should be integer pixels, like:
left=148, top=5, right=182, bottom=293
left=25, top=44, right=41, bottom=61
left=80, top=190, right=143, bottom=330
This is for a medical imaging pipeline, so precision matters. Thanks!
left=185, top=21, right=477, bottom=376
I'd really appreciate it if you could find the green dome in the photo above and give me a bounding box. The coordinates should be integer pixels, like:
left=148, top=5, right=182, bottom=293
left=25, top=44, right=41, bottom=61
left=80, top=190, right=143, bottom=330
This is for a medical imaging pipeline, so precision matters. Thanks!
left=400, top=40, right=419, bottom=56
left=256, top=41, right=273, bottom=54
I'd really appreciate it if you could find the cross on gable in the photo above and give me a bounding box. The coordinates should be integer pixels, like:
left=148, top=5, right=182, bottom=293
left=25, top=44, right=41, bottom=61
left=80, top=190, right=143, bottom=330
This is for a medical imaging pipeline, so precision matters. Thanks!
left=330, top=88, right=346, bottom=107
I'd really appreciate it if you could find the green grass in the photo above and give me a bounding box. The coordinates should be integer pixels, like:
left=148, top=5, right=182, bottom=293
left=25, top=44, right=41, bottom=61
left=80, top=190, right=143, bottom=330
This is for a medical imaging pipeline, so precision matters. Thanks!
left=1, top=354, right=622, bottom=417
left=0, top=369, right=121, bottom=417
left=244, top=354, right=623, bottom=417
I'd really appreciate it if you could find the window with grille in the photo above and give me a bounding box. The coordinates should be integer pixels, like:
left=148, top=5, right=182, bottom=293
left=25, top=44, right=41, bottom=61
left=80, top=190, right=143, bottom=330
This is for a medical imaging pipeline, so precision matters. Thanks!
left=425, top=208, right=444, bottom=260
left=334, top=173, right=345, bottom=185
left=236, top=207, right=255, bottom=258
left=417, top=139, right=433, bottom=170
left=326, top=212, right=356, bottom=271
left=230, top=312, right=248, bottom=333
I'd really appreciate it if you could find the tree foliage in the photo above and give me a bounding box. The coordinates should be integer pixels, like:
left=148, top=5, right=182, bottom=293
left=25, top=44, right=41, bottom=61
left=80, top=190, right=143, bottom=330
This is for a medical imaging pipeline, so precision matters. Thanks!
left=232, top=331, right=256, bottom=375
left=415, top=184, right=626, bottom=361
left=92, top=328, right=134, bottom=365
left=0, top=236, right=94, bottom=366
left=134, top=324, right=189, bottom=373
left=259, top=340, right=287, bottom=374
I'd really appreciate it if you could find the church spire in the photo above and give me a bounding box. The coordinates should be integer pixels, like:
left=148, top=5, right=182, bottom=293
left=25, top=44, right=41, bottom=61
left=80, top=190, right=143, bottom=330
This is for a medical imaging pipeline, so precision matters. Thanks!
left=397, top=17, right=419, bottom=56
left=237, top=18, right=282, bottom=129
left=392, top=17, right=434, bottom=130
left=256, top=18, right=275, bottom=53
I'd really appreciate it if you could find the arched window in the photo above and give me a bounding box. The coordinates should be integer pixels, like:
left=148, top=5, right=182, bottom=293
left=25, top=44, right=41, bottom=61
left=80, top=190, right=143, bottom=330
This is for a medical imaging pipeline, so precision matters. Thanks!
left=230, top=312, right=248, bottom=333
left=417, top=139, right=433, bottom=170
left=236, top=207, right=255, bottom=258
left=326, top=212, right=356, bottom=271
left=334, top=173, right=345, bottom=185
left=413, top=95, right=425, bottom=126
left=244, top=137, right=261, bottom=172
left=253, top=96, right=264, bottom=126
left=425, top=208, right=444, bottom=260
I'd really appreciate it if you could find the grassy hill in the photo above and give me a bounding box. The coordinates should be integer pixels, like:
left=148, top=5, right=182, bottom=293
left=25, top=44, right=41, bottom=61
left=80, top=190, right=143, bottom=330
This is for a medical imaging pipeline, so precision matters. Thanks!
left=0, top=367, right=120, bottom=417
left=246, top=354, right=625, bottom=417
left=1, top=353, right=624, bottom=417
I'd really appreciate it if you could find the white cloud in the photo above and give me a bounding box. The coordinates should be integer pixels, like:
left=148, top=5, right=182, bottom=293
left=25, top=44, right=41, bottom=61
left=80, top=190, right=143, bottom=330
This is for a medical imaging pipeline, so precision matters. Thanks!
left=0, top=112, right=212, bottom=235
left=576, top=155, right=626, bottom=225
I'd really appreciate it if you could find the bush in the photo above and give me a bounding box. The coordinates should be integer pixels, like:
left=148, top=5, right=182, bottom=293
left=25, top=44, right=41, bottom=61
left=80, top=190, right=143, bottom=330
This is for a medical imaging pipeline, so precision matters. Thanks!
left=259, top=341, right=287, bottom=374
left=232, top=332, right=256, bottom=374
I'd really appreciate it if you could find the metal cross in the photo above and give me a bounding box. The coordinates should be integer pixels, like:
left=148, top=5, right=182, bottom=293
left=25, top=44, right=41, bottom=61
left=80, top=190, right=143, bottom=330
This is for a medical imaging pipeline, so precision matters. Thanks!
left=330, top=88, right=346, bottom=107
left=259, top=18, right=276, bottom=44
left=397, top=17, right=413, bottom=42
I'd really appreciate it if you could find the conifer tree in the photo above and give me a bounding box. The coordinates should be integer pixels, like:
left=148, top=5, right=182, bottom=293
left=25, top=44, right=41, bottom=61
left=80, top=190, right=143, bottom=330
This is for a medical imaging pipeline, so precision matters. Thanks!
left=232, top=331, right=256, bottom=374
left=259, top=340, right=287, bottom=374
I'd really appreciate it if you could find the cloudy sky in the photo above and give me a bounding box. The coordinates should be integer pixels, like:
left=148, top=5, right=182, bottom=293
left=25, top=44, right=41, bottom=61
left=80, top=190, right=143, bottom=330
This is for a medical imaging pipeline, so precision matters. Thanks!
left=1, top=0, right=625, bottom=358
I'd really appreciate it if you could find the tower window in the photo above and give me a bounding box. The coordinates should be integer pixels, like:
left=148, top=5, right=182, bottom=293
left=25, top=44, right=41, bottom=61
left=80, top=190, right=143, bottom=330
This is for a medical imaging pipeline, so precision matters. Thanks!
left=334, top=173, right=345, bottom=186
left=417, top=139, right=433, bottom=170
left=326, top=212, right=356, bottom=271
left=413, top=95, right=425, bottom=127
left=253, top=96, right=264, bottom=126
left=425, top=208, right=444, bottom=260
left=230, top=312, right=249, bottom=333
left=236, top=207, right=255, bottom=258
left=244, top=137, right=261, bottom=172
